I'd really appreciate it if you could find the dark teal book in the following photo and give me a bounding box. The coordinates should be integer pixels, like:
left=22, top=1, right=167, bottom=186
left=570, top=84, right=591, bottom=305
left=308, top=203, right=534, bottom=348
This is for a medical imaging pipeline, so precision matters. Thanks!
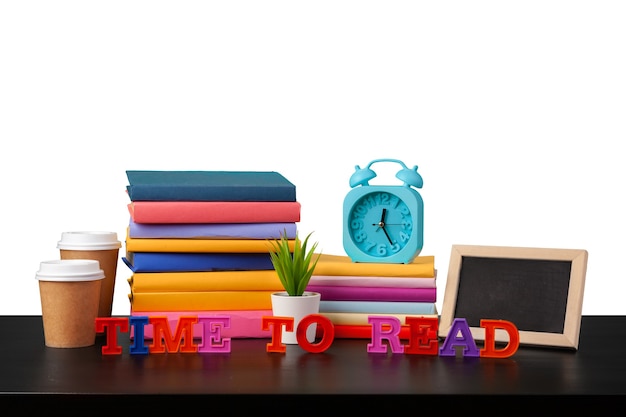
left=126, top=170, right=297, bottom=202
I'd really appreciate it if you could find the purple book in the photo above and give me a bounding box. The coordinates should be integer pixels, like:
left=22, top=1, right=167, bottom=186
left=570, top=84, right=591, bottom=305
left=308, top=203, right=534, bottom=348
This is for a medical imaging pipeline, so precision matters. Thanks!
left=306, top=285, right=436, bottom=303
left=128, top=220, right=297, bottom=239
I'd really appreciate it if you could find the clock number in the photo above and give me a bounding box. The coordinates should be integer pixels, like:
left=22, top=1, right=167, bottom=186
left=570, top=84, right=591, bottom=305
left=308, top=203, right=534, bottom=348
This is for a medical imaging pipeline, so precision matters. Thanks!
left=376, top=244, right=387, bottom=256
left=353, top=230, right=367, bottom=243
left=389, top=195, right=399, bottom=208
left=350, top=218, right=364, bottom=230
left=399, top=205, right=410, bottom=216
left=390, top=242, right=401, bottom=253
left=355, top=205, right=368, bottom=216
left=365, top=241, right=376, bottom=251
left=399, top=231, right=410, bottom=242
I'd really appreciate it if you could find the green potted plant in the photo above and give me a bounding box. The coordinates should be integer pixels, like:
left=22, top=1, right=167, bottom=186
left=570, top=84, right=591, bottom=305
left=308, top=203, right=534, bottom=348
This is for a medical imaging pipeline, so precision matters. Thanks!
left=268, top=230, right=321, bottom=344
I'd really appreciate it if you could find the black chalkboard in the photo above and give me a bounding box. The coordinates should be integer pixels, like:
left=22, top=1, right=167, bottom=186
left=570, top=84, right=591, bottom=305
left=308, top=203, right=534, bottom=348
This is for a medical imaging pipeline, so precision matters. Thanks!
left=455, top=256, right=571, bottom=333
left=439, top=245, right=588, bottom=349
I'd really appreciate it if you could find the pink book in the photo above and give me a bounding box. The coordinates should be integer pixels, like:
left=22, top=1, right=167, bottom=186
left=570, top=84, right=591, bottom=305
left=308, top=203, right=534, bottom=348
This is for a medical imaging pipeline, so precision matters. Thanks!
left=309, top=275, right=436, bottom=288
left=128, top=201, right=301, bottom=224
left=306, top=285, right=436, bottom=303
left=130, top=310, right=273, bottom=339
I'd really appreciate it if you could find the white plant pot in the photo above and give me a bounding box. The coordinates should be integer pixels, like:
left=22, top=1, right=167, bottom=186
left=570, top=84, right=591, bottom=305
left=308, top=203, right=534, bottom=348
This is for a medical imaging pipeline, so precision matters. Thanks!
left=270, top=291, right=321, bottom=344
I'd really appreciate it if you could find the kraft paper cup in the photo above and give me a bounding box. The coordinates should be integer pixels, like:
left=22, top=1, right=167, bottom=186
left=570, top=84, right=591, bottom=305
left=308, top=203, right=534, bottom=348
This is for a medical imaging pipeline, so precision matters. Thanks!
left=57, top=231, right=122, bottom=318
left=36, top=259, right=105, bottom=348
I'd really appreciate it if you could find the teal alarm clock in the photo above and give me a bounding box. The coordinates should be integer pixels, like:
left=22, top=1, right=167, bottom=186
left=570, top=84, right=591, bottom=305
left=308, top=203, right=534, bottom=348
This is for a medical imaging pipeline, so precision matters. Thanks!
left=343, top=159, right=424, bottom=264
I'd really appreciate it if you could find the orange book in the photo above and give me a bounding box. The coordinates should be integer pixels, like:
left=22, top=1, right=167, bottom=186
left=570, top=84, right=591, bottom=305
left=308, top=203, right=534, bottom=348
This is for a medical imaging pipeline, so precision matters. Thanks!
left=129, top=270, right=284, bottom=292
left=129, top=290, right=274, bottom=312
left=125, top=231, right=296, bottom=253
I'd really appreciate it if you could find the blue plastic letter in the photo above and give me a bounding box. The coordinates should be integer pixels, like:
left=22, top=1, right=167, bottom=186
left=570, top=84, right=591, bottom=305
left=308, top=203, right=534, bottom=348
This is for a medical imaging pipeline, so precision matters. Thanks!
left=129, top=316, right=150, bottom=355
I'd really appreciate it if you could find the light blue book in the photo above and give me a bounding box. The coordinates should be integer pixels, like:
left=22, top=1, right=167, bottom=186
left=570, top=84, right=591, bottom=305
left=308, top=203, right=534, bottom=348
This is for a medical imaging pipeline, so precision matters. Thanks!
left=319, top=300, right=436, bottom=315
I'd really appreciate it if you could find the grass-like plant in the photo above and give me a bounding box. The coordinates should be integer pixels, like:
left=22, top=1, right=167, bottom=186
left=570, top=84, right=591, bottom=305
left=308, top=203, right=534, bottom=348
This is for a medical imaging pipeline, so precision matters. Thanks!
left=269, top=230, right=320, bottom=296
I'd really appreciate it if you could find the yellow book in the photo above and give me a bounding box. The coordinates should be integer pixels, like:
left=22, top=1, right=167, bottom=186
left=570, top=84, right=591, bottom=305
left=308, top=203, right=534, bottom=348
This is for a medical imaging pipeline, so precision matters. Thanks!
left=312, top=253, right=435, bottom=277
left=129, top=270, right=284, bottom=292
left=125, top=229, right=296, bottom=253
left=129, top=290, right=275, bottom=312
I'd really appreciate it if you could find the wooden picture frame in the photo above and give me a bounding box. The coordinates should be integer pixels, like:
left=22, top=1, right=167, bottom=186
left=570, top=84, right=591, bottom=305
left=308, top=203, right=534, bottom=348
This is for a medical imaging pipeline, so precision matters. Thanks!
left=439, top=245, right=588, bottom=349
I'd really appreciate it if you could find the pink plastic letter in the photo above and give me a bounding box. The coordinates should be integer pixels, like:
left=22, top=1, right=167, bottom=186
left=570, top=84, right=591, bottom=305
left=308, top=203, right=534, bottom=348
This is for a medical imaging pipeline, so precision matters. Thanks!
left=367, top=316, right=405, bottom=354
left=197, top=315, right=231, bottom=353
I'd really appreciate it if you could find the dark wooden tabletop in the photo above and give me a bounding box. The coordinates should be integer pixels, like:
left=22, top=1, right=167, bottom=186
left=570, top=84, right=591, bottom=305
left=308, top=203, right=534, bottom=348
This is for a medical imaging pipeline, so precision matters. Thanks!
left=1, top=315, right=624, bottom=413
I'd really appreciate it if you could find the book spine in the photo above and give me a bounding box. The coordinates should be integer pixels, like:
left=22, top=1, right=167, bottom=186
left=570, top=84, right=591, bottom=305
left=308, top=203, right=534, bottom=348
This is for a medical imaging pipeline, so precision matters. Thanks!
left=125, top=236, right=296, bottom=253
left=123, top=253, right=275, bottom=273
left=129, top=270, right=284, bottom=292
left=129, top=310, right=273, bottom=339
left=319, top=325, right=412, bottom=340
left=320, top=312, right=438, bottom=326
left=128, top=221, right=298, bottom=239
left=128, top=201, right=301, bottom=224
left=309, top=276, right=437, bottom=288
left=127, top=185, right=296, bottom=202
left=308, top=285, right=437, bottom=303
left=319, top=300, right=437, bottom=314
left=312, top=254, right=436, bottom=277
left=129, top=291, right=275, bottom=311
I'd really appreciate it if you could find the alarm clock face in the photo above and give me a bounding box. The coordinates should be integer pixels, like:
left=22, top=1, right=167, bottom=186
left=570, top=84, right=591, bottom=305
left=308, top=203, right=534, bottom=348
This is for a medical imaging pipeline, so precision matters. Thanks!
left=345, top=189, right=421, bottom=263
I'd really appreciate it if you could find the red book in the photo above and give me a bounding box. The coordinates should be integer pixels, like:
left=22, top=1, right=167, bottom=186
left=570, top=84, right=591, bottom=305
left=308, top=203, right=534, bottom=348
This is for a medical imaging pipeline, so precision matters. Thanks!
left=318, top=324, right=412, bottom=340
left=128, top=201, right=301, bottom=224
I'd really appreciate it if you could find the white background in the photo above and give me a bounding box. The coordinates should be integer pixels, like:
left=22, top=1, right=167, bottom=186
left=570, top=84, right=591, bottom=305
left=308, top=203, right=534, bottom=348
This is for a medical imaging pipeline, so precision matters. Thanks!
left=1, top=1, right=624, bottom=316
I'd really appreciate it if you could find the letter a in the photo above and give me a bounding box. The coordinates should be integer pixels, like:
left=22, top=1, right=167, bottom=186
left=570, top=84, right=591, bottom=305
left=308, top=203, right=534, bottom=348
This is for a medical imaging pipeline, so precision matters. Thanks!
left=439, top=318, right=480, bottom=357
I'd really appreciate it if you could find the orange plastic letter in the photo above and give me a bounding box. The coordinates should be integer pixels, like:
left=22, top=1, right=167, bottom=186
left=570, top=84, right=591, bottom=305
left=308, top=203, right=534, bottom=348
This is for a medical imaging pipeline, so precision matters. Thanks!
left=96, top=317, right=129, bottom=355
left=404, top=316, right=439, bottom=355
left=149, top=316, right=198, bottom=354
left=480, top=319, right=520, bottom=358
left=262, top=316, right=293, bottom=353
left=296, top=314, right=335, bottom=353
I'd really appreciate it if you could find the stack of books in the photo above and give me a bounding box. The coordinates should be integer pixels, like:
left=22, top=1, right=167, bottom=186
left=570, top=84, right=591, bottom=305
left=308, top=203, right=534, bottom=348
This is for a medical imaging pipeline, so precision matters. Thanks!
left=122, top=170, right=300, bottom=339
left=308, top=253, right=438, bottom=339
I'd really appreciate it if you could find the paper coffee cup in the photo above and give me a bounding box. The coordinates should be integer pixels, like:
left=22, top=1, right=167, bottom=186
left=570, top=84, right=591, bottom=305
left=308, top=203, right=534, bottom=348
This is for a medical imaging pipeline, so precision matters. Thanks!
left=57, top=231, right=122, bottom=318
left=36, top=259, right=105, bottom=348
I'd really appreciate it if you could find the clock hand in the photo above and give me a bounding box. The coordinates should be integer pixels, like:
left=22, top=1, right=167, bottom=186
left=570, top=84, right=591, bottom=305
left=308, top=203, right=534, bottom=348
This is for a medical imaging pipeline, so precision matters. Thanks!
left=382, top=225, right=393, bottom=245
left=375, top=208, right=393, bottom=244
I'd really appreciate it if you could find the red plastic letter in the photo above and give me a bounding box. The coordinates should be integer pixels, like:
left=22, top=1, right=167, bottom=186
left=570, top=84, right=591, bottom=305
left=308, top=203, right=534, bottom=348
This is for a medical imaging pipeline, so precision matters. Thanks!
left=296, top=314, right=334, bottom=353
left=480, top=319, right=520, bottom=358
left=149, top=316, right=198, bottom=354
left=95, top=317, right=129, bottom=355
left=404, top=316, right=439, bottom=355
left=262, top=316, right=293, bottom=353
